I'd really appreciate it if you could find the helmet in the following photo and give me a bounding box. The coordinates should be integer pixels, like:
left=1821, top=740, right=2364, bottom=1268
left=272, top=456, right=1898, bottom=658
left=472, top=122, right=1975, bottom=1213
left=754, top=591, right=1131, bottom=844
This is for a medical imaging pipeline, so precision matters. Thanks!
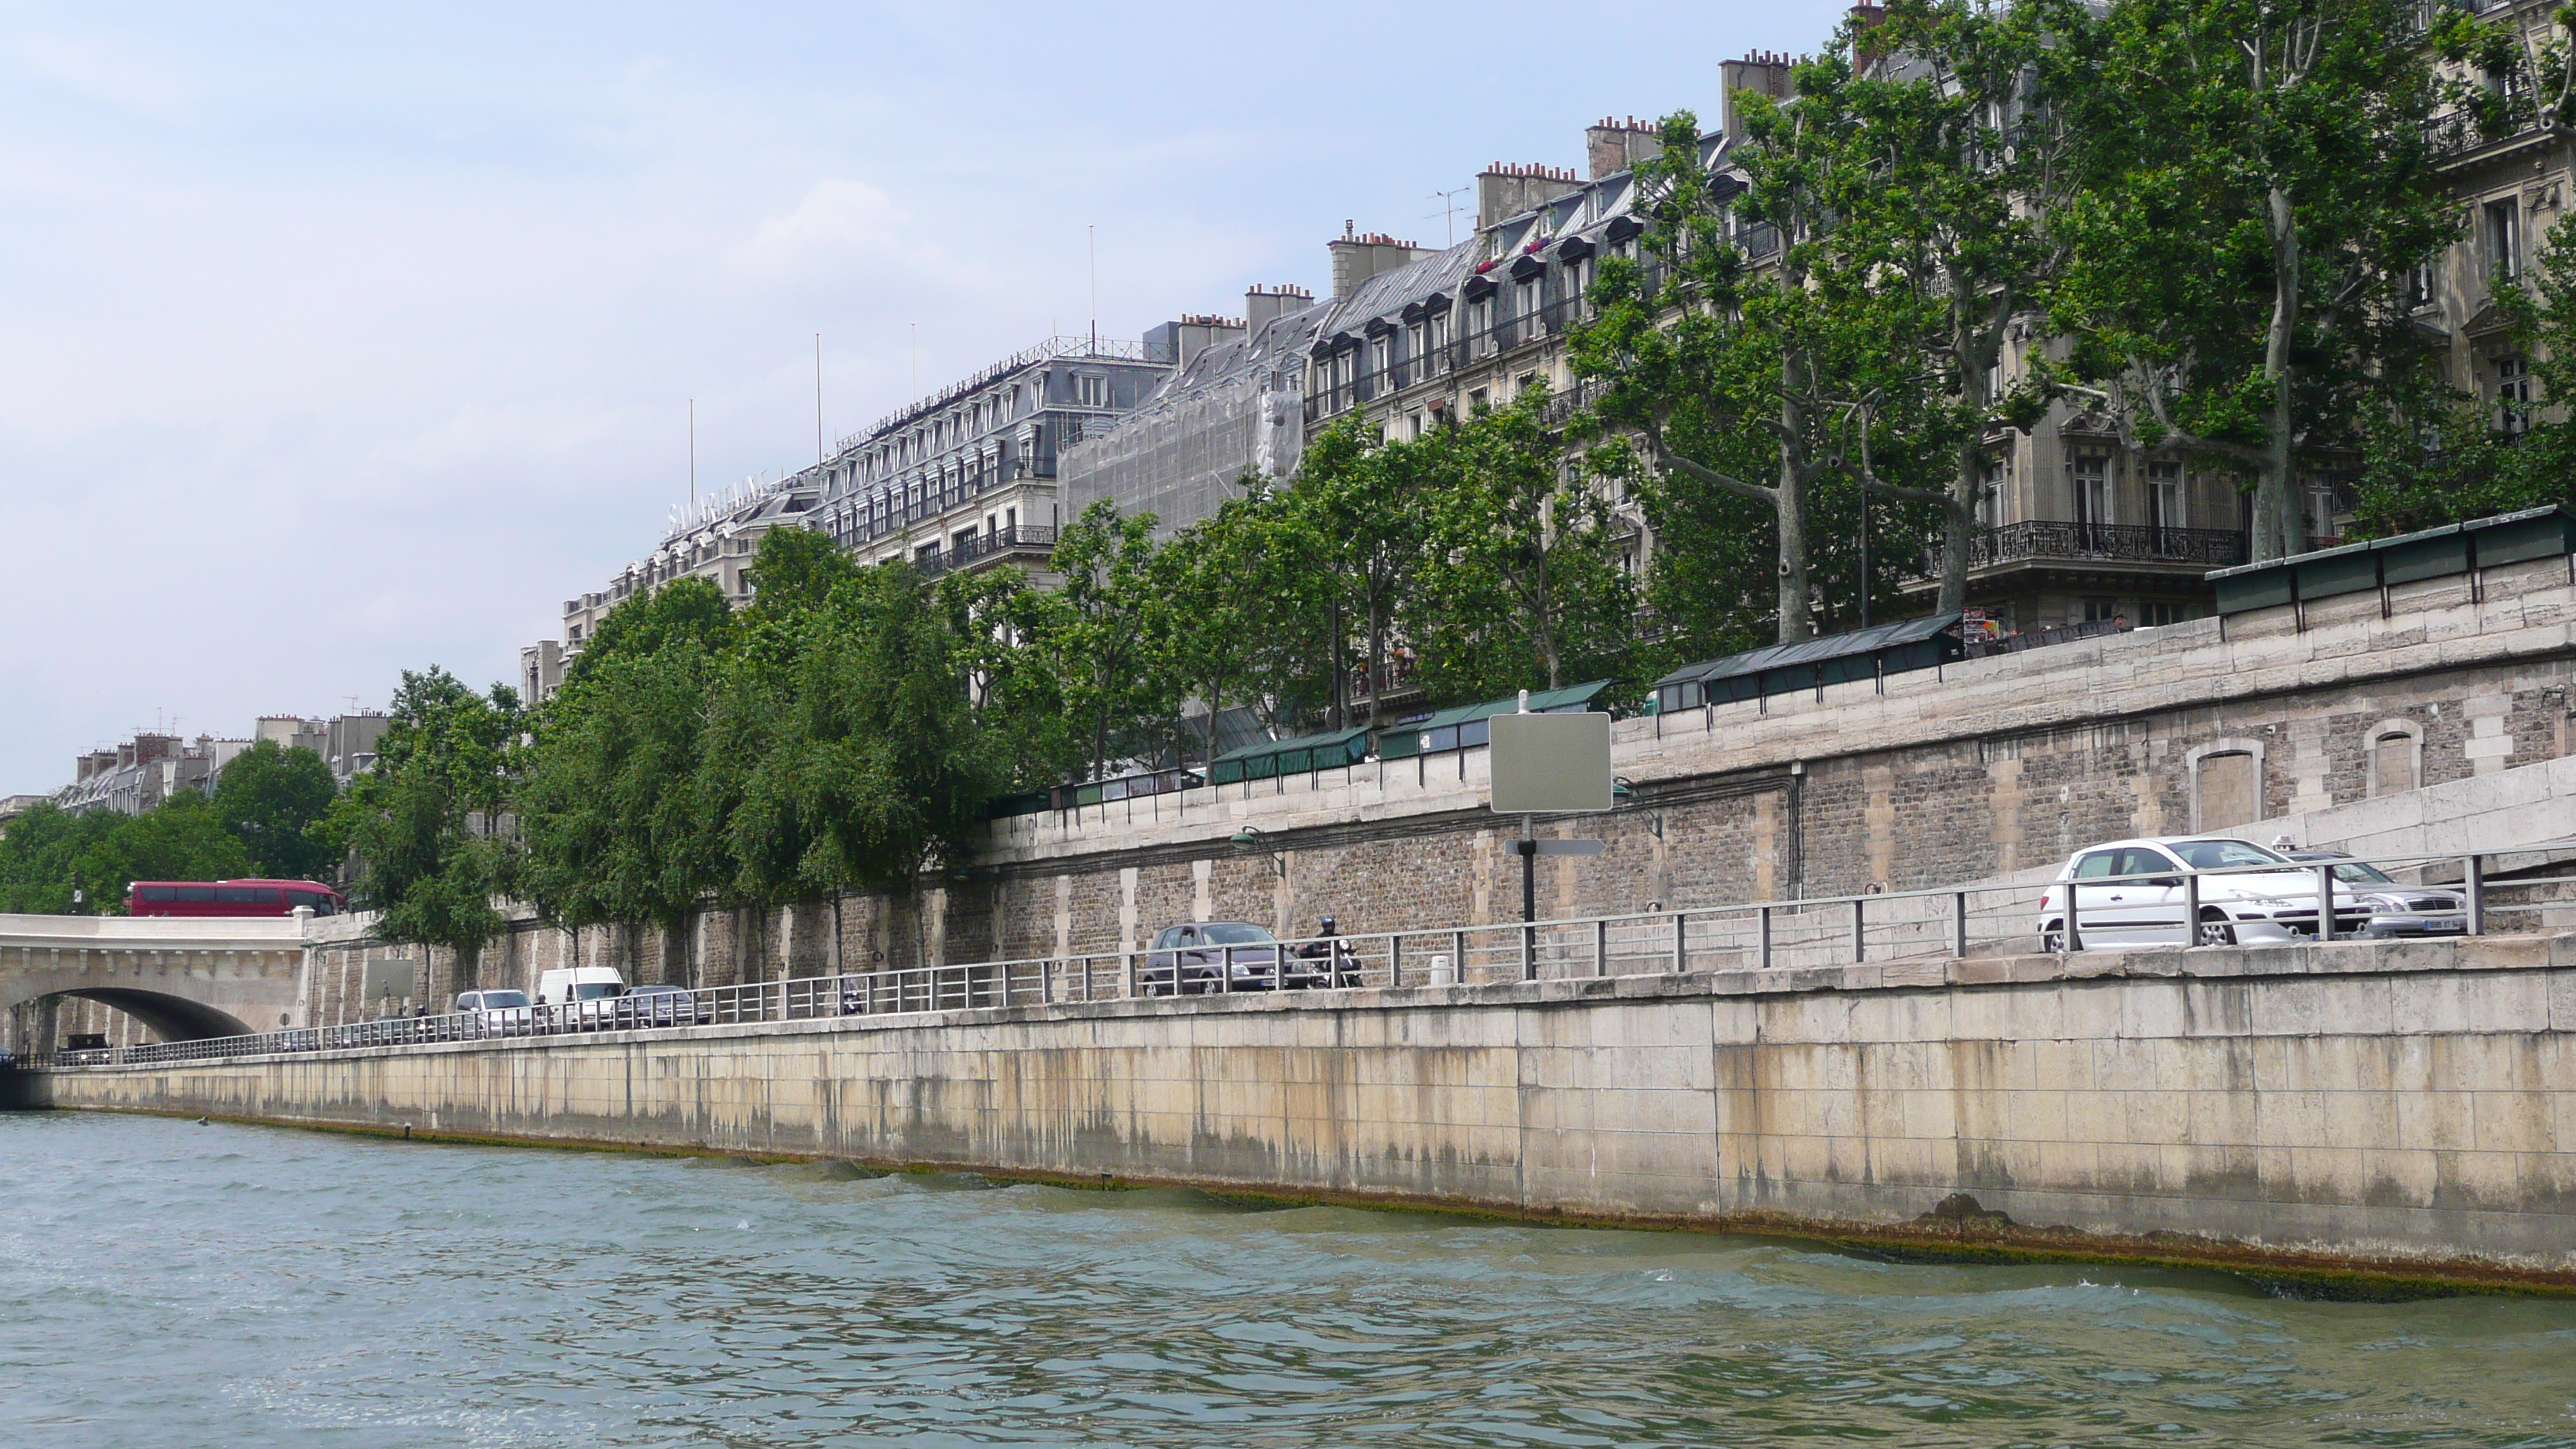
left=1319, top=916, right=1338, bottom=933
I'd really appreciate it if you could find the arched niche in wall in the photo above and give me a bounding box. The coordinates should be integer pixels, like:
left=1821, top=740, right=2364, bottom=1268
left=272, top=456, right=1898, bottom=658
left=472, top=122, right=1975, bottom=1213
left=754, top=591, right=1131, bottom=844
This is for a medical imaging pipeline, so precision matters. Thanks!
left=2363, top=718, right=2425, bottom=799
left=2184, top=738, right=2267, bottom=834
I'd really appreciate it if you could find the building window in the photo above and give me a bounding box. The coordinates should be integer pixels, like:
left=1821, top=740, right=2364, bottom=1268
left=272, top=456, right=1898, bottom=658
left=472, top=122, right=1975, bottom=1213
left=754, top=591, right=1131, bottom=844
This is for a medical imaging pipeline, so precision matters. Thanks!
left=1978, top=454, right=2009, bottom=529
left=2071, top=455, right=2110, bottom=537
left=1468, top=296, right=1492, bottom=348
left=2083, top=596, right=2122, bottom=624
left=2139, top=601, right=2192, bottom=627
left=1369, top=335, right=1390, bottom=386
left=2308, top=485, right=2338, bottom=545
left=2497, top=355, right=2534, bottom=435
left=1430, top=311, right=1451, bottom=355
left=2488, top=197, right=2522, bottom=284
left=1074, top=374, right=1107, bottom=407
left=2146, top=461, right=2182, bottom=541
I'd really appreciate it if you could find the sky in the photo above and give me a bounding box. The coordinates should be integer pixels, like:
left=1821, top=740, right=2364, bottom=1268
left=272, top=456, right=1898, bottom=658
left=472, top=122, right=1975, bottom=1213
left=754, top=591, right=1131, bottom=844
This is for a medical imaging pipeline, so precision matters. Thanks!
left=0, top=0, right=1851, bottom=792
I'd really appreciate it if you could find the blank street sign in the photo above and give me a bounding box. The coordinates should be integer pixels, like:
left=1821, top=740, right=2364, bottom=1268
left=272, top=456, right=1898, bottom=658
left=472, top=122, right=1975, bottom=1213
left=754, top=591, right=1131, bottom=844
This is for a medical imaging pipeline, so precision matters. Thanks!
left=1531, top=838, right=1606, bottom=856
left=1488, top=711, right=1612, bottom=814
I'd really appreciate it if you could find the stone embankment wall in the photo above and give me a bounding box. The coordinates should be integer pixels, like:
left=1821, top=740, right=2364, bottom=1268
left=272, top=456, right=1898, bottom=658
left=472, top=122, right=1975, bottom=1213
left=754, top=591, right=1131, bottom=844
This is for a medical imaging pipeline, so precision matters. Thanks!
left=315, top=555, right=2576, bottom=1025
left=47, top=933, right=2576, bottom=1279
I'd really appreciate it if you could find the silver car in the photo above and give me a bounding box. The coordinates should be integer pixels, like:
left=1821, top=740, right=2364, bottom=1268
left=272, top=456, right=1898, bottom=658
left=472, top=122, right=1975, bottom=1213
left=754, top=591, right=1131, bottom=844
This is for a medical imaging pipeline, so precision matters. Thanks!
left=2285, top=851, right=2468, bottom=938
left=453, top=989, right=533, bottom=1032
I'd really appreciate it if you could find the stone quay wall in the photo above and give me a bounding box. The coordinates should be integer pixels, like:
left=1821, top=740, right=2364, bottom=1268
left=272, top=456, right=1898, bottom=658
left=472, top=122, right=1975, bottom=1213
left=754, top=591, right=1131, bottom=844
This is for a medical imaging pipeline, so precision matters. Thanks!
left=314, top=553, right=2576, bottom=1026
left=38, top=932, right=2576, bottom=1280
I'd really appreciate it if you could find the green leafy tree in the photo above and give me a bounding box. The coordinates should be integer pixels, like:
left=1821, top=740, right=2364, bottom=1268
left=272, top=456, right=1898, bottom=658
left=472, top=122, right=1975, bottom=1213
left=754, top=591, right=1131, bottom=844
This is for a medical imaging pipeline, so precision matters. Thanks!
left=516, top=640, right=726, bottom=961
left=324, top=667, right=521, bottom=973
left=563, top=575, right=735, bottom=690
left=939, top=567, right=1089, bottom=790
left=1410, top=393, right=1640, bottom=698
left=1834, top=0, right=2081, bottom=613
left=2048, top=0, right=2461, bottom=560
left=1045, top=501, right=1176, bottom=780
left=0, top=799, right=255, bottom=915
left=211, top=740, right=338, bottom=880
left=1576, top=92, right=1886, bottom=649
left=712, top=562, right=999, bottom=913
left=1294, top=420, right=1436, bottom=728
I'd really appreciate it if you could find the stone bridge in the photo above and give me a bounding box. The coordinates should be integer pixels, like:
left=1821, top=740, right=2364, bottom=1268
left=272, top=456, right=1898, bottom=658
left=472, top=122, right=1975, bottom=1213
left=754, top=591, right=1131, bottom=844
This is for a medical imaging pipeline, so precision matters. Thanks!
left=1, top=914, right=310, bottom=1055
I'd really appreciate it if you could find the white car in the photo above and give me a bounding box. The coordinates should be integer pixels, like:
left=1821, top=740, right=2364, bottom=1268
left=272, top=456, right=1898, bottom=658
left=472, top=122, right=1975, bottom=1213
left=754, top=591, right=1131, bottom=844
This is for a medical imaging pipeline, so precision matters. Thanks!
left=452, top=988, right=532, bottom=1032
left=2034, top=837, right=2369, bottom=949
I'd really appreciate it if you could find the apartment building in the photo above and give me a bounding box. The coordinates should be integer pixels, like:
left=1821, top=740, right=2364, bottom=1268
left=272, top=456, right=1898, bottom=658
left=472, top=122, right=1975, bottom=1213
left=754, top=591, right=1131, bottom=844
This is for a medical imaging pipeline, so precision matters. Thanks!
left=816, top=334, right=1181, bottom=582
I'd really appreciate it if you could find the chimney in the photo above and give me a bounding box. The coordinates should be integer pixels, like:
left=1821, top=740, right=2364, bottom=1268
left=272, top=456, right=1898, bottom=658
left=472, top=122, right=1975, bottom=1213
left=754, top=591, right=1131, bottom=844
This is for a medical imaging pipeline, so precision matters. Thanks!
left=1243, top=283, right=1315, bottom=333
left=1584, top=116, right=1663, bottom=180
left=1145, top=313, right=1248, bottom=369
left=1721, top=52, right=1796, bottom=140
left=1327, top=221, right=1430, bottom=301
left=1475, top=163, right=1584, bottom=232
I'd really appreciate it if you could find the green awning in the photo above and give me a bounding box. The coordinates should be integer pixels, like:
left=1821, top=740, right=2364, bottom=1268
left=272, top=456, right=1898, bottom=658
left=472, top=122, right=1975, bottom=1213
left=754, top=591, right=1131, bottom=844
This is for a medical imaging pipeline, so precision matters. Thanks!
left=1379, top=680, right=1613, bottom=759
left=1208, top=725, right=1371, bottom=785
left=2207, top=505, right=2576, bottom=615
left=1653, top=615, right=1963, bottom=712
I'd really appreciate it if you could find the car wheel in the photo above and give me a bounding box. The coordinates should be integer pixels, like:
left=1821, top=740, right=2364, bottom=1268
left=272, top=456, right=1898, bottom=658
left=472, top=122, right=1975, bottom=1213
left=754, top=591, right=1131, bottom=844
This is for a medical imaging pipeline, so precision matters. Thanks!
left=2041, top=925, right=2067, bottom=953
left=2196, top=913, right=2236, bottom=947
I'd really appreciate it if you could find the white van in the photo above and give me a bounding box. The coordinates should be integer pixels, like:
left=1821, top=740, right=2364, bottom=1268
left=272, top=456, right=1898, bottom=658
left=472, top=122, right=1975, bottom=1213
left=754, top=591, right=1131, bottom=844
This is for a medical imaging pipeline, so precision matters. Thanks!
left=534, top=966, right=626, bottom=1028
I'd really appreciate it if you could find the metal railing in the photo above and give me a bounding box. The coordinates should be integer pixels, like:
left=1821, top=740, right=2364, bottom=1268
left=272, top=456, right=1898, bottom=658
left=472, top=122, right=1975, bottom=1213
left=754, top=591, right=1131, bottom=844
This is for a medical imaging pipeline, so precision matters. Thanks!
left=1951, top=520, right=2249, bottom=570
left=29, top=841, right=2576, bottom=1070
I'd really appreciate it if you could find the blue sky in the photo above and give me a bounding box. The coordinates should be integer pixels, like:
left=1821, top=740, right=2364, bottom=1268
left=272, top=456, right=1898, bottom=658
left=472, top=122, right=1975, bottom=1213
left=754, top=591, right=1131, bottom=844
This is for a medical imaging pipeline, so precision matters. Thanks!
left=0, top=0, right=1850, bottom=790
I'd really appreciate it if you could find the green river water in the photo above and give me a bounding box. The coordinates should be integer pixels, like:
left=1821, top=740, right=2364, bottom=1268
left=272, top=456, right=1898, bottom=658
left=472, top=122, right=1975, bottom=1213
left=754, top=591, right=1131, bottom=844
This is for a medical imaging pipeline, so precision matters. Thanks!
left=2, top=1111, right=2570, bottom=1447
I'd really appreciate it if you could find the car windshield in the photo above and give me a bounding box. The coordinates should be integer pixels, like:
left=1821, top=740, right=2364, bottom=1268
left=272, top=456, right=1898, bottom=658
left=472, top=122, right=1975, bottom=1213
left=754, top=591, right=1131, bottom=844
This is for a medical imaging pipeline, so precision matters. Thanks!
left=1202, top=923, right=1275, bottom=945
left=572, top=983, right=623, bottom=1001
left=2317, top=860, right=2395, bottom=884
left=629, top=985, right=680, bottom=996
left=480, top=992, right=529, bottom=1008
left=2170, top=840, right=2290, bottom=870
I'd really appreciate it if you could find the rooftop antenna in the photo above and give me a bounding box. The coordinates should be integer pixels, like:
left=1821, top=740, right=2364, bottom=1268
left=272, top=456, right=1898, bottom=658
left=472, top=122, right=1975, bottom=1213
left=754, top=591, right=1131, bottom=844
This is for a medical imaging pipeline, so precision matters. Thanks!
left=1088, top=224, right=1098, bottom=351
left=688, top=399, right=696, bottom=507
left=909, top=323, right=917, bottom=404
left=814, top=333, right=824, bottom=465
left=1427, top=187, right=1469, bottom=247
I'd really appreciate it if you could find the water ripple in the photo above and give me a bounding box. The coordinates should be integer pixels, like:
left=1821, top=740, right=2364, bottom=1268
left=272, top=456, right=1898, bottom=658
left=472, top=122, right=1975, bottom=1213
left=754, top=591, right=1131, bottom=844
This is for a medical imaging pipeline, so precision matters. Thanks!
left=2, top=1113, right=2573, bottom=1447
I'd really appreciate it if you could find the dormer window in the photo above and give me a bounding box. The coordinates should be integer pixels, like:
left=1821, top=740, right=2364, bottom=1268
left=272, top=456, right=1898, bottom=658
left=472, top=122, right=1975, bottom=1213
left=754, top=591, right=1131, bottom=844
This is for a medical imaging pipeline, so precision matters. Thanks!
left=1074, top=373, right=1108, bottom=407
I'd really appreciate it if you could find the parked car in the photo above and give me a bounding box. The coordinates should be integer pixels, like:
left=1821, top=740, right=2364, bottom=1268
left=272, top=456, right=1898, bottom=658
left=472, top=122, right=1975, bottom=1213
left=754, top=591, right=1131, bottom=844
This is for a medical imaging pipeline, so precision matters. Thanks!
left=534, top=966, right=628, bottom=1028
left=1140, top=922, right=1281, bottom=995
left=453, top=989, right=532, bottom=1032
left=609, top=984, right=702, bottom=1028
left=2034, top=837, right=2369, bottom=949
left=2283, top=851, right=2468, bottom=938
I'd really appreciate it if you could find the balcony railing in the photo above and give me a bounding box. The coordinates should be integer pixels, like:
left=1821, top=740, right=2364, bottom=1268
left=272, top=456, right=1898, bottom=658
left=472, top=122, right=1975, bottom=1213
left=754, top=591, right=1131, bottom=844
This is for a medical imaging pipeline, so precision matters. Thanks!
left=916, top=524, right=1060, bottom=578
left=1957, top=521, right=2249, bottom=570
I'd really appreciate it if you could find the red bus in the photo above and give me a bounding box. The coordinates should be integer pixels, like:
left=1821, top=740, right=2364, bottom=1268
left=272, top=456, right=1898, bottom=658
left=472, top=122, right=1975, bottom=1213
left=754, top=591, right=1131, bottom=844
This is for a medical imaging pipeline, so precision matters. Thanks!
left=128, top=879, right=349, bottom=918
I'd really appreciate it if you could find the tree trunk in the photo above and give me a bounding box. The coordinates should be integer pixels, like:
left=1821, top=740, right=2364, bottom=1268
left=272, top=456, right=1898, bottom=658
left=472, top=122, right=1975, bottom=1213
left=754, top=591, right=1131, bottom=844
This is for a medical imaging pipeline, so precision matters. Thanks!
left=1329, top=595, right=1345, bottom=731
left=1365, top=591, right=1384, bottom=728
left=2253, top=185, right=2309, bottom=561
left=1776, top=375, right=1814, bottom=644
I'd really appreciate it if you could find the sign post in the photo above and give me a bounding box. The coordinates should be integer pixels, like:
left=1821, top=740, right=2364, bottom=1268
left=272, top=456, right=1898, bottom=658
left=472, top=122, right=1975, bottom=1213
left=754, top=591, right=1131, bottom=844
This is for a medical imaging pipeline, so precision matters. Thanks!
left=1486, top=692, right=1615, bottom=980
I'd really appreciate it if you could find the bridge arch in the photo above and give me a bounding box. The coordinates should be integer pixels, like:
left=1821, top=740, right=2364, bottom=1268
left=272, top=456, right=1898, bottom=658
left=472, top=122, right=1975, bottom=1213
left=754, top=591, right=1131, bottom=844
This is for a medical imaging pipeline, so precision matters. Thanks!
left=2, top=913, right=310, bottom=1055
left=28, top=988, right=256, bottom=1043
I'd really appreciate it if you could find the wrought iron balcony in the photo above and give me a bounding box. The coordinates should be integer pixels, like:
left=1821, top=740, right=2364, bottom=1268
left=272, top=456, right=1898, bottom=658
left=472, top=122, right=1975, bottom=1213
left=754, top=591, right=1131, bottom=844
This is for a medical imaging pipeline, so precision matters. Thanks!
left=1959, top=521, right=2249, bottom=571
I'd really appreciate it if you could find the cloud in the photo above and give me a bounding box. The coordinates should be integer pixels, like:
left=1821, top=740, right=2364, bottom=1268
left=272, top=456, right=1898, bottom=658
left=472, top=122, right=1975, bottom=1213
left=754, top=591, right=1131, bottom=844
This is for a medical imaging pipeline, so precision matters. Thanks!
left=12, top=33, right=196, bottom=120
left=730, top=177, right=909, bottom=277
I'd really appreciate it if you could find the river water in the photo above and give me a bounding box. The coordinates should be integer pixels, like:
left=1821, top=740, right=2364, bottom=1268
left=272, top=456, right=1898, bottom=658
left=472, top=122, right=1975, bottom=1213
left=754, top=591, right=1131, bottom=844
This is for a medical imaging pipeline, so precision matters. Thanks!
left=2, top=1112, right=2571, bottom=1447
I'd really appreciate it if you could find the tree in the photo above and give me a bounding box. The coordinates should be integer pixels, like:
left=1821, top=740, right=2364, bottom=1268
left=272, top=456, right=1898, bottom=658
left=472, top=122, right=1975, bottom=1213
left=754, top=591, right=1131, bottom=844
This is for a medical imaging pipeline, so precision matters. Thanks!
left=516, top=640, right=727, bottom=960
left=939, top=566, right=1090, bottom=790
left=1044, top=502, right=1175, bottom=780
left=713, top=562, right=998, bottom=920
left=1294, top=420, right=1433, bottom=728
left=1834, top=0, right=2081, bottom=614
left=212, top=740, right=338, bottom=880
left=562, top=575, right=735, bottom=690
left=2049, top=0, right=2461, bottom=560
left=324, top=668, right=520, bottom=974
left=1410, top=393, right=1639, bottom=698
left=1576, top=93, right=1882, bottom=648
left=0, top=799, right=249, bottom=915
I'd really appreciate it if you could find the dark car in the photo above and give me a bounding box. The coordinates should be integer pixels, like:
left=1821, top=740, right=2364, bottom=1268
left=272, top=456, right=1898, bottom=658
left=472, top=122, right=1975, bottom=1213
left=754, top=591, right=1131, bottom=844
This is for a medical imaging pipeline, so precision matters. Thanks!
left=608, top=984, right=702, bottom=1028
left=1141, top=922, right=1281, bottom=995
left=2283, top=851, right=2468, bottom=938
